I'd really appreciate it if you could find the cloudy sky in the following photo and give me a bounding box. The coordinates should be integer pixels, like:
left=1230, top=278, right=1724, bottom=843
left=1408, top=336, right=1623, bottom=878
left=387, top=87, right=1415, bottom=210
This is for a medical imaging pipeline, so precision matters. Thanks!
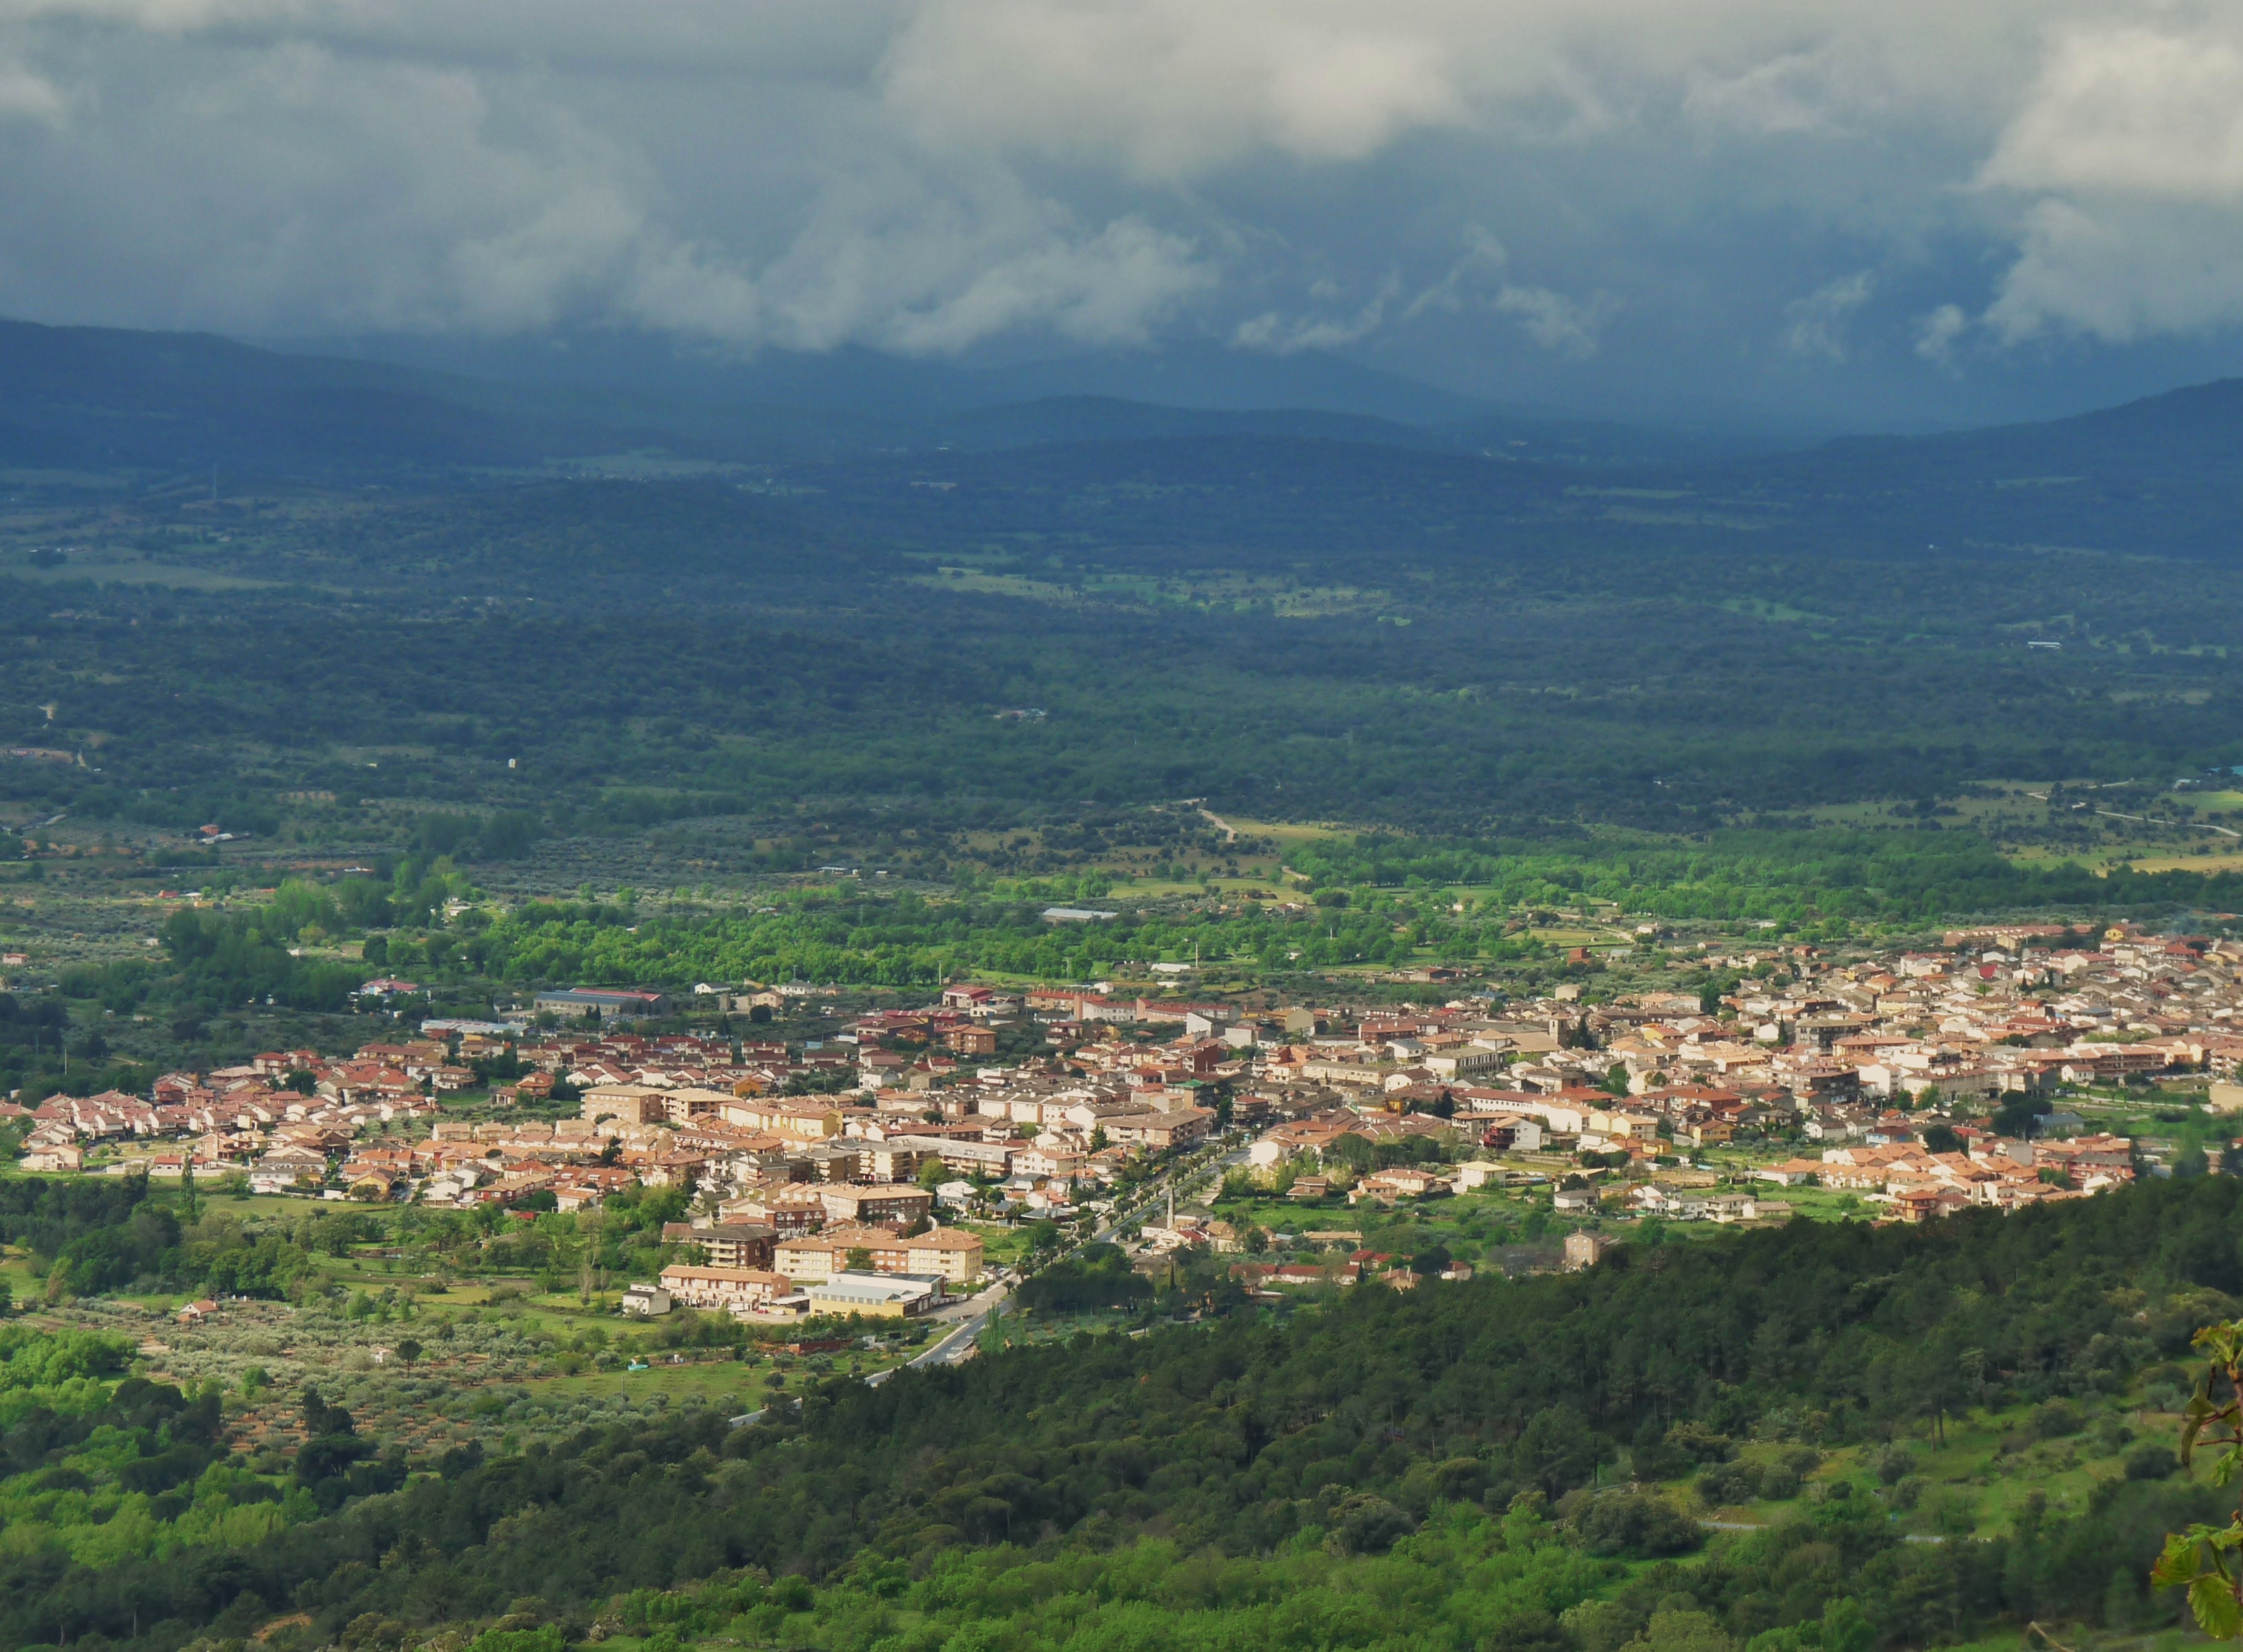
left=5, top=0, right=2243, bottom=426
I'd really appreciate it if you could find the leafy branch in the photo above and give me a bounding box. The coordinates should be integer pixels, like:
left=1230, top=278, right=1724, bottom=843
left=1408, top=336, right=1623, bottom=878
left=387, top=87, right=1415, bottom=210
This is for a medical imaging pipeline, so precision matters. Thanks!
left=2152, top=1321, right=2243, bottom=1637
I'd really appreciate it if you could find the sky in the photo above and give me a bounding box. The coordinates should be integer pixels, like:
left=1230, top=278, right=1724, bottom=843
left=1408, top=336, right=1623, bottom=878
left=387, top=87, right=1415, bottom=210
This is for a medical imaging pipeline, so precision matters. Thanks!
left=4, top=1, right=2243, bottom=428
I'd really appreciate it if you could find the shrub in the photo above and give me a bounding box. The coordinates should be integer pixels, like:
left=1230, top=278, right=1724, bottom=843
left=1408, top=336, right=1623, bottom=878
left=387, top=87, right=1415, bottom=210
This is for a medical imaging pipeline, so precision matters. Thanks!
left=1694, top=1463, right=1758, bottom=1506
left=1325, top=1492, right=1417, bottom=1555
left=1872, top=1443, right=1914, bottom=1485
left=1485, top=1609, right=1579, bottom=1652
left=1619, top=1608, right=1738, bottom=1652
left=1756, top=1463, right=1801, bottom=1501
left=1572, top=1493, right=1704, bottom=1557
left=1663, top=1421, right=1734, bottom=1466
left=2124, top=1441, right=2177, bottom=1480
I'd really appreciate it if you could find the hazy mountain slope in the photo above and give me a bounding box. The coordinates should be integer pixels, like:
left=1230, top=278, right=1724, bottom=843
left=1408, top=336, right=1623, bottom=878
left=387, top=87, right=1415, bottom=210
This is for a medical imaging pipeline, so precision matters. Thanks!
left=1738, top=378, right=2243, bottom=556
left=930, top=395, right=1449, bottom=451
left=4, top=316, right=2241, bottom=566
left=0, top=318, right=576, bottom=470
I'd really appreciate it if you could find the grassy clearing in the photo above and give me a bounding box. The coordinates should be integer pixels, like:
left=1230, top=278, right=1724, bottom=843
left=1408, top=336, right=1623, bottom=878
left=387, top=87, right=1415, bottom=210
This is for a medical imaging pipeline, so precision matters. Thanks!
left=522, top=1361, right=763, bottom=1410
left=2093, top=851, right=2243, bottom=875
left=1210, top=817, right=1353, bottom=849
left=908, top=570, right=1082, bottom=604
left=9, top=552, right=280, bottom=590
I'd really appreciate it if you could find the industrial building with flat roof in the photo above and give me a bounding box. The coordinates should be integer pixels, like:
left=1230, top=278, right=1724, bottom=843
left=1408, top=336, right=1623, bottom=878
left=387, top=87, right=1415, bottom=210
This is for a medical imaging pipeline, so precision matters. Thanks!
left=805, top=1271, right=947, bottom=1318
left=533, top=987, right=671, bottom=1019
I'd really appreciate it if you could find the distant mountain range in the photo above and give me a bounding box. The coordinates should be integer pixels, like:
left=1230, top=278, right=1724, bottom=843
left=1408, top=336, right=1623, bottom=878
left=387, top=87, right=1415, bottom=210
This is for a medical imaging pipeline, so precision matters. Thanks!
left=289, top=328, right=1501, bottom=426
left=0, top=317, right=1800, bottom=471
left=1, top=314, right=2240, bottom=559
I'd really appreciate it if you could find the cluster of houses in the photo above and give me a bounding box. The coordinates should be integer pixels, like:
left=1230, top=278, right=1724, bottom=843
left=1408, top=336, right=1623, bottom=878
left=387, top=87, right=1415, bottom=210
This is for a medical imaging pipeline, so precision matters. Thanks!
left=556, top=1066, right=1215, bottom=1216
left=1746, top=1130, right=2139, bottom=1218
left=483, top=1025, right=857, bottom=1098
left=14, top=920, right=2235, bottom=1254
left=6, top=1050, right=444, bottom=1181
left=1223, top=924, right=2243, bottom=1117
left=1202, top=921, right=2243, bottom=1222
left=1598, top=923, right=2243, bottom=1104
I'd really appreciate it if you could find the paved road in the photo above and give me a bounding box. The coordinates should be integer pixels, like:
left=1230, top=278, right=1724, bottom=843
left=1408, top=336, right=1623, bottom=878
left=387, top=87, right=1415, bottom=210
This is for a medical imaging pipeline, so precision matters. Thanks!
left=732, top=1126, right=1262, bottom=1426
left=866, top=1279, right=1012, bottom=1385
left=1080, top=1130, right=1256, bottom=1250
left=732, top=1277, right=1014, bottom=1421
left=879, top=1133, right=1252, bottom=1385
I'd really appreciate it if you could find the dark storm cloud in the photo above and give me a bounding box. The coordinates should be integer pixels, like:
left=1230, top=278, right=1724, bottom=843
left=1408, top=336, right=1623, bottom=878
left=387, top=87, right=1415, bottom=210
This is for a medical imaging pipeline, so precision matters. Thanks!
left=4, top=1, right=2242, bottom=419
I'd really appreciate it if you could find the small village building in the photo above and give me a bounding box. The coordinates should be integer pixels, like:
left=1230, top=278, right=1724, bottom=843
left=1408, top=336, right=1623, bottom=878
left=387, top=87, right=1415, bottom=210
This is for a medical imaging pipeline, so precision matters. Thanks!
left=620, top=1283, right=673, bottom=1317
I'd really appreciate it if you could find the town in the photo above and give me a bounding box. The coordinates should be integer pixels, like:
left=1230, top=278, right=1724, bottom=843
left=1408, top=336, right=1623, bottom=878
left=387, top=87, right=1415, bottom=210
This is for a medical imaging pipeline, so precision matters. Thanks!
left=8, top=916, right=2239, bottom=1320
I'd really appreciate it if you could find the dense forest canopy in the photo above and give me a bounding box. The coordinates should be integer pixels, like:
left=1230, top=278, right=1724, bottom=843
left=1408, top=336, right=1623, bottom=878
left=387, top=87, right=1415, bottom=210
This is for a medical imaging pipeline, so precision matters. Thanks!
left=6, top=1176, right=2243, bottom=1650
left=8, top=455, right=2243, bottom=850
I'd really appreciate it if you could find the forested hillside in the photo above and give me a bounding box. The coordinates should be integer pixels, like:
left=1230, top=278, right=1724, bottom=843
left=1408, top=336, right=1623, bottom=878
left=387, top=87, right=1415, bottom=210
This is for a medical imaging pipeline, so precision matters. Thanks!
left=8, top=1177, right=2243, bottom=1651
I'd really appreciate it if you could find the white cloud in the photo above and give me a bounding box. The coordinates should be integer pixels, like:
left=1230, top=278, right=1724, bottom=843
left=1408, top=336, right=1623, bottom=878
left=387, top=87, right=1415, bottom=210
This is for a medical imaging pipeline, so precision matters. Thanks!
left=627, top=167, right=1213, bottom=355
left=1915, top=302, right=1969, bottom=365
left=1235, top=273, right=1403, bottom=355
left=1985, top=197, right=2243, bottom=343
left=1981, top=28, right=2243, bottom=202
left=1782, top=270, right=1875, bottom=360
left=0, top=55, right=63, bottom=122
left=858, top=216, right=1214, bottom=355
left=1683, top=44, right=1870, bottom=137
left=0, top=8, right=1213, bottom=354
left=1235, top=231, right=1612, bottom=358
left=879, top=0, right=1476, bottom=180
left=3, top=0, right=301, bottom=26
left=0, top=40, right=656, bottom=334
left=1975, top=25, right=2243, bottom=343
left=1494, top=284, right=1616, bottom=358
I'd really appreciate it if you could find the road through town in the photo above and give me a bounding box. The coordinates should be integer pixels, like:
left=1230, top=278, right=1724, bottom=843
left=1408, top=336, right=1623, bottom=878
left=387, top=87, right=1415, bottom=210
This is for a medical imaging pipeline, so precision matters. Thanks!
left=734, top=1125, right=1261, bottom=1424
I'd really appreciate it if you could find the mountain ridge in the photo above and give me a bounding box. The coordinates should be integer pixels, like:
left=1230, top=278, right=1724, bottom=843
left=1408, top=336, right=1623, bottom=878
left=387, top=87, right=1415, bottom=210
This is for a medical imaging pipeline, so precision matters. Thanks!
left=3, top=315, right=2242, bottom=562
